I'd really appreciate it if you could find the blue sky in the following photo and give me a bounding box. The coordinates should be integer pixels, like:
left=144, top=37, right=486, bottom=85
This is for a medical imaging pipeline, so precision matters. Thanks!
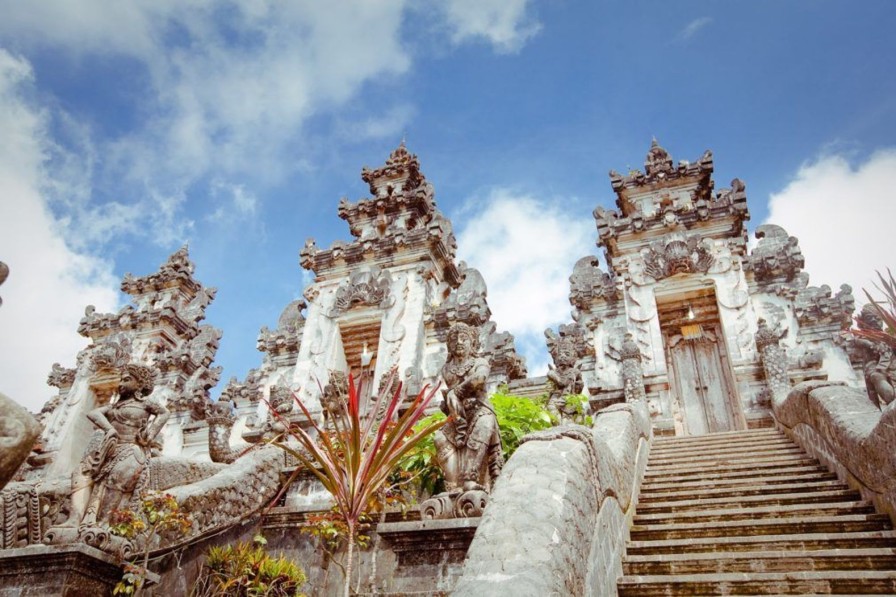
left=1, top=1, right=895, bottom=411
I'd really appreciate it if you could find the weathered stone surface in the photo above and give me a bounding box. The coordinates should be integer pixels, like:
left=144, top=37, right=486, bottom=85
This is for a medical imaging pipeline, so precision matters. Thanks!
left=0, top=393, right=40, bottom=490
left=776, top=381, right=896, bottom=521
left=0, top=544, right=122, bottom=597
left=453, top=401, right=650, bottom=596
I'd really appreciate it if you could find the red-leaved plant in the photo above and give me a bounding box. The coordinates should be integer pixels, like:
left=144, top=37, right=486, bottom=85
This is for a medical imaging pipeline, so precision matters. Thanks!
left=852, top=269, right=896, bottom=349
left=267, top=374, right=445, bottom=597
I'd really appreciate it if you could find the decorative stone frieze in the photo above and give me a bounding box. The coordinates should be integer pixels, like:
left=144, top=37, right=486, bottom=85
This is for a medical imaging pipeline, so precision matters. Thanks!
left=568, top=256, right=618, bottom=312
left=329, top=267, right=394, bottom=317
left=794, top=283, right=855, bottom=330
left=640, top=235, right=714, bottom=281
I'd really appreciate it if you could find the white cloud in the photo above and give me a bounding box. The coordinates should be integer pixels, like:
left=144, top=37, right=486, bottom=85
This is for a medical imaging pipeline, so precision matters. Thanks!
left=0, top=50, right=120, bottom=412
left=440, top=0, right=541, bottom=53
left=456, top=189, right=593, bottom=375
left=677, top=17, right=712, bottom=41
left=764, top=149, right=896, bottom=306
left=0, top=1, right=414, bottom=244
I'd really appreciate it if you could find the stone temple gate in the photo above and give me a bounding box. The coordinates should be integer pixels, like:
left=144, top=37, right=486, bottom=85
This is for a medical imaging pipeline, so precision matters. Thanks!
left=2, top=140, right=894, bottom=596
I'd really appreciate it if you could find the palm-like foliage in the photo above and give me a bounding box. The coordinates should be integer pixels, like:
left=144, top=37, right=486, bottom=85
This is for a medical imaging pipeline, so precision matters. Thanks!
left=852, top=269, right=896, bottom=349
left=269, top=375, right=445, bottom=597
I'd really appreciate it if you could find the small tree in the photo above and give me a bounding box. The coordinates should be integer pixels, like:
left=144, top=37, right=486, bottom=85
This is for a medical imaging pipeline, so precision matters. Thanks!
left=108, top=492, right=192, bottom=596
left=270, top=375, right=445, bottom=597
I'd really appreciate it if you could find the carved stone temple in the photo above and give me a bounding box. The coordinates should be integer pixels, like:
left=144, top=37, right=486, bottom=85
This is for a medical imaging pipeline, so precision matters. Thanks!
left=3, top=140, right=896, bottom=596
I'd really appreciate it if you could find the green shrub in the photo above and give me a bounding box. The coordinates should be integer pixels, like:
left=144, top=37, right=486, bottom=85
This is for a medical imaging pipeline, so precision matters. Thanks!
left=192, top=536, right=307, bottom=597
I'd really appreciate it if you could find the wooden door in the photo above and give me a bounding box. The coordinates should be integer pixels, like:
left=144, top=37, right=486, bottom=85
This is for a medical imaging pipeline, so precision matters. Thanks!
left=668, top=327, right=741, bottom=435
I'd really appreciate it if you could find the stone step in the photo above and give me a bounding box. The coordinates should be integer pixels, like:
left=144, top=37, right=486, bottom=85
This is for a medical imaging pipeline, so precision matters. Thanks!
left=637, top=479, right=851, bottom=504
left=630, top=514, right=892, bottom=542
left=652, top=429, right=785, bottom=448
left=651, top=436, right=795, bottom=454
left=616, top=570, right=896, bottom=596
left=634, top=501, right=874, bottom=525
left=645, top=456, right=818, bottom=479
left=648, top=444, right=803, bottom=465
left=640, top=470, right=838, bottom=495
left=636, top=488, right=862, bottom=514
left=642, top=464, right=829, bottom=486
left=626, top=531, right=896, bottom=556
left=624, top=547, right=896, bottom=575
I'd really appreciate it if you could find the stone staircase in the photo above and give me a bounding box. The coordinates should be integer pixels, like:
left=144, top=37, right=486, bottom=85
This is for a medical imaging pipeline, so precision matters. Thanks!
left=617, top=428, right=896, bottom=595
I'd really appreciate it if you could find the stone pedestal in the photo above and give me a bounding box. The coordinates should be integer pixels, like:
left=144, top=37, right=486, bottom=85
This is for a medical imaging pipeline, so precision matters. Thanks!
left=0, top=544, right=122, bottom=596
left=377, top=517, right=478, bottom=567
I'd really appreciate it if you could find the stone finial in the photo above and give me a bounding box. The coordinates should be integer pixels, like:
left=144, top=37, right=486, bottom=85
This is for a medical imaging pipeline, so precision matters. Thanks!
left=748, top=224, right=805, bottom=285
left=360, top=141, right=424, bottom=197
left=644, top=138, right=673, bottom=176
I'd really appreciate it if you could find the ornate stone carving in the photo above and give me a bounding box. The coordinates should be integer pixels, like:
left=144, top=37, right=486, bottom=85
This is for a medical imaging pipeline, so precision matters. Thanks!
left=568, top=256, right=617, bottom=312
left=433, top=262, right=491, bottom=331
left=46, top=364, right=169, bottom=554
left=321, top=370, right=348, bottom=430
left=257, top=299, right=306, bottom=368
left=432, top=264, right=527, bottom=382
left=46, top=363, right=76, bottom=390
left=301, top=143, right=461, bottom=287
left=641, top=236, right=714, bottom=281
left=329, top=268, right=393, bottom=317
left=607, top=333, right=646, bottom=403
left=794, top=283, right=855, bottom=330
left=220, top=369, right=264, bottom=406
left=755, top=319, right=790, bottom=404
left=850, top=305, right=896, bottom=409
left=207, top=401, right=239, bottom=463
left=423, top=323, right=503, bottom=519
left=747, top=224, right=805, bottom=285
left=545, top=336, right=586, bottom=423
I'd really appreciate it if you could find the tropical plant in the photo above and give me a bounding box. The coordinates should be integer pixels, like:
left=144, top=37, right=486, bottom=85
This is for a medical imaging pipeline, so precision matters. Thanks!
left=852, top=269, right=896, bottom=348
left=191, top=534, right=307, bottom=597
left=491, top=390, right=555, bottom=458
left=563, top=393, right=593, bottom=427
left=108, top=492, right=193, bottom=596
left=269, top=375, right=445, bottom=597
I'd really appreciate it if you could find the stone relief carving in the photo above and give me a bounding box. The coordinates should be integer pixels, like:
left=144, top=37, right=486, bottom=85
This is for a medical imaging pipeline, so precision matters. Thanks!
left=641, top=235, right=714, bottom=281
left=755, top=318, right=790, bottom=403
left=607, top=333, right=646, bottom=403
left=329, top=268, right=393, bottom=317
left=321, top=370, right=349, bottom=431
left=423, top=323, right=503, bottom=519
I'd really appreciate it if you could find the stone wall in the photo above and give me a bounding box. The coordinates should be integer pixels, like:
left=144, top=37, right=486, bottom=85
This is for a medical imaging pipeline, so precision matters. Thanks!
left=774, top=380, right=896, bottom=523
left=452, top=401, right=651, bottom=596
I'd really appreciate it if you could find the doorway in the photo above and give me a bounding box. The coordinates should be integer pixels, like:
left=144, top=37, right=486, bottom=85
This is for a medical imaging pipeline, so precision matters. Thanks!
left=658, top=288, right=745, bottom=436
